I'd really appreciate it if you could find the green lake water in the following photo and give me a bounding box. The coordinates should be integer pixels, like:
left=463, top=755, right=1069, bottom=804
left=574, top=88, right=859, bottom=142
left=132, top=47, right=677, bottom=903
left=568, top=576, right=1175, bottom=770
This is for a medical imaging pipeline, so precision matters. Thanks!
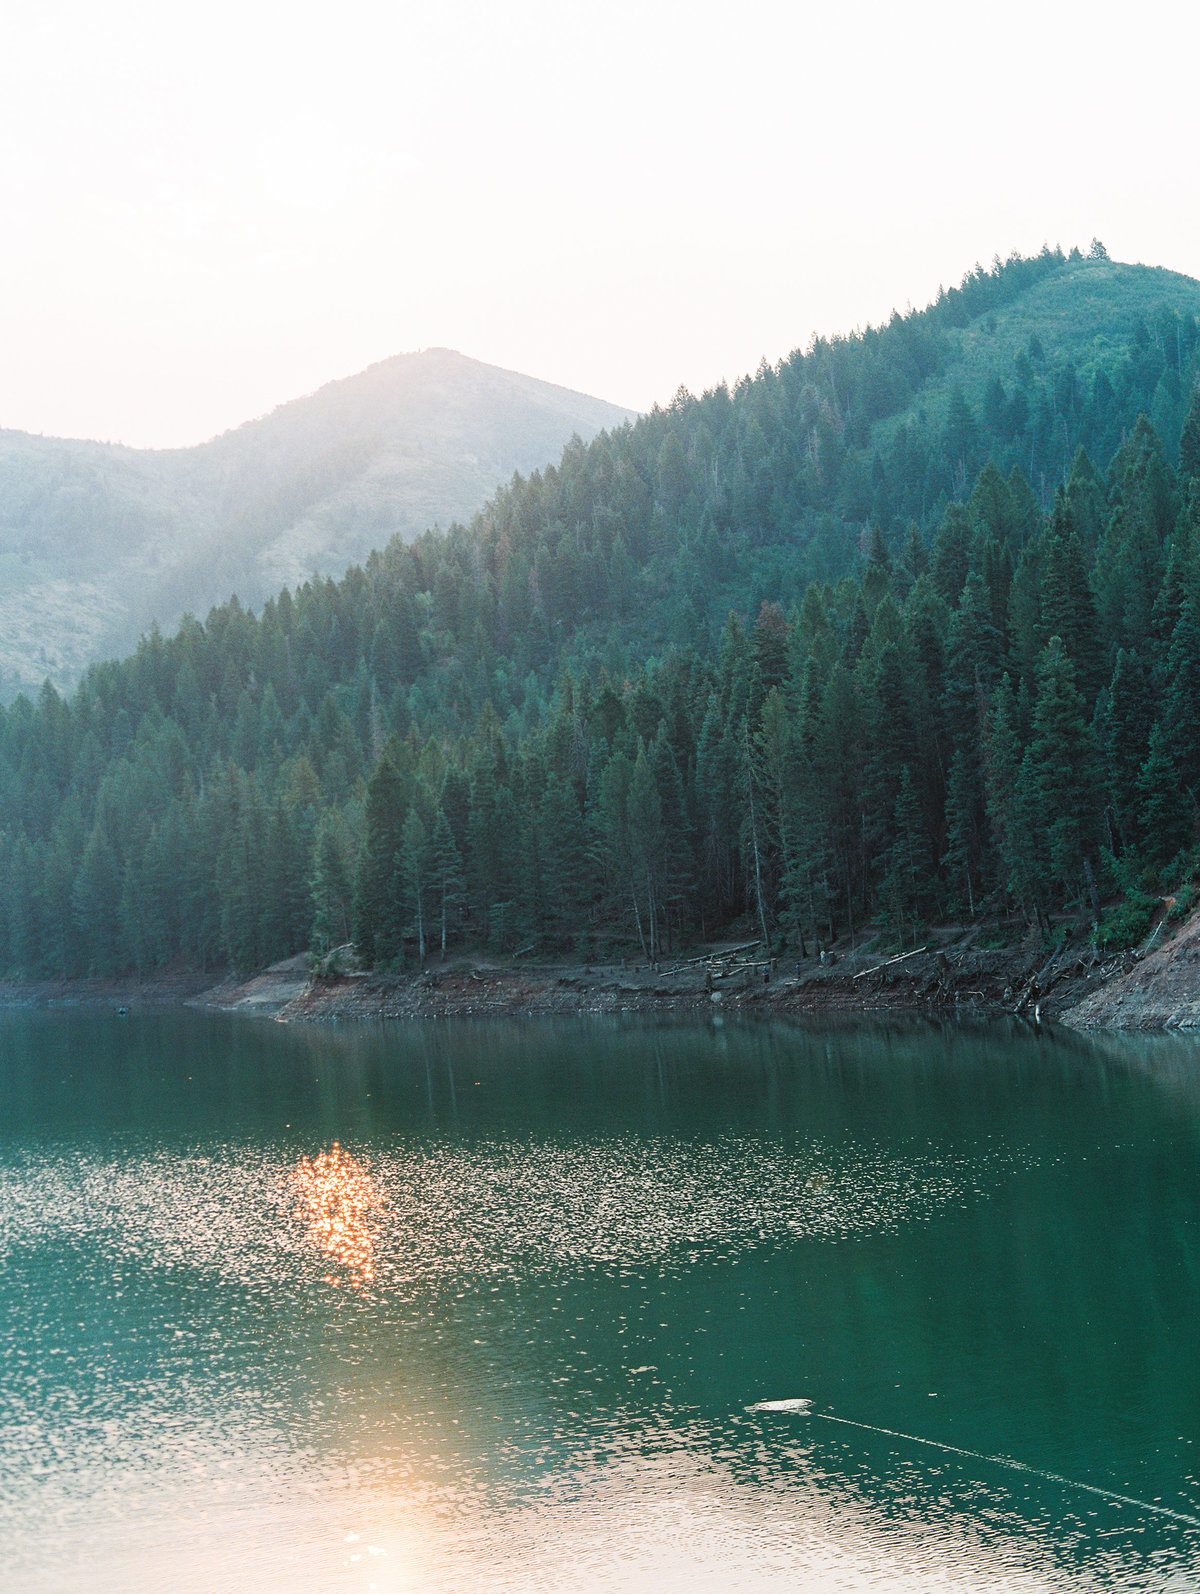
left=3, top=1009, right=1200, bottom=1591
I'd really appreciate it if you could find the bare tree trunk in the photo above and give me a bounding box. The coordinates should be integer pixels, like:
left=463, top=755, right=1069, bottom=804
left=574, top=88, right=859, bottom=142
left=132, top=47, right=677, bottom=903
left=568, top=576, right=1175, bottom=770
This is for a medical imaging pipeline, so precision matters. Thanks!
left=744, top=730, right=771, bottom=953
left=631, top=887, right=648, bottom=960
left=749, top=817, right=770, bottom=951
left=1083, top=856, right=1101, bottom=923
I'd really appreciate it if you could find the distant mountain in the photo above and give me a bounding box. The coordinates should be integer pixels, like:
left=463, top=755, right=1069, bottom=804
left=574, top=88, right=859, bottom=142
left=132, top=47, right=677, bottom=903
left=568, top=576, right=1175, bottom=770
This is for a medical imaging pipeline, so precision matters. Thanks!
left=0, top=349, right=635, bottom=697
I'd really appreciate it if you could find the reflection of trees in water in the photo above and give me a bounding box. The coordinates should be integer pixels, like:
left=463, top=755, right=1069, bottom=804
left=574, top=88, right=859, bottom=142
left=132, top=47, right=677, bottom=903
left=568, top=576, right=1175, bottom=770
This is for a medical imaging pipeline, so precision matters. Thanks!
left=292, top=1142, right=381, bottom=1286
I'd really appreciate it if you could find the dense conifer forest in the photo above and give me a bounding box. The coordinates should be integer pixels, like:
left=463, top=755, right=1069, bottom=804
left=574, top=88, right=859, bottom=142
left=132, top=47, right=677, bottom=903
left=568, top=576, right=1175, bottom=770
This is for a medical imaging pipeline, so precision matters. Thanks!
left=2, top=246, right=1200, bottom=977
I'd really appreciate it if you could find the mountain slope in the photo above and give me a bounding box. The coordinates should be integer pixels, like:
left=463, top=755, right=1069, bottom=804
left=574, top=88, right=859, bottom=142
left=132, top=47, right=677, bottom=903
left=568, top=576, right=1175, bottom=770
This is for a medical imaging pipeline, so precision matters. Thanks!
left=436, top=252, right=1200, bottom=682
left=1, top=249, right=1200, bottom=984
left=0, top=350, right=635, bottom=698
left=875, top=256, right=1200, bottom=459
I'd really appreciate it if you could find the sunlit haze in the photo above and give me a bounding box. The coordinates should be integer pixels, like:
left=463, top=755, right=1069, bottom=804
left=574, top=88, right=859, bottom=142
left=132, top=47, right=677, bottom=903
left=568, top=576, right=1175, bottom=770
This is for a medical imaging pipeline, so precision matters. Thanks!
left=1, top=0, right=1195, bottom=447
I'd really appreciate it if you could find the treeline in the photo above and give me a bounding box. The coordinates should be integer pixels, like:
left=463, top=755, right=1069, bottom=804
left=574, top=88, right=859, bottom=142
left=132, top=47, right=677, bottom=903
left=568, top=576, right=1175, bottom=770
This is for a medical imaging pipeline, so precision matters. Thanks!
left=350, top=411, right=1200, bottom=964
left=0, top=254, right=1198, bottom=975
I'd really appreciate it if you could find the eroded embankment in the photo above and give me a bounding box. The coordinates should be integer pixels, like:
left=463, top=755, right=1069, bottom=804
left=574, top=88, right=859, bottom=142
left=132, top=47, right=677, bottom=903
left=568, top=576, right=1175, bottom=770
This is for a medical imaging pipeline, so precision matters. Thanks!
left=1060, top=911, right=1200, bottom=1029
left=1, top=924, right=1181, bottom=1028
left=267, top=937, right=1120, bottom=1025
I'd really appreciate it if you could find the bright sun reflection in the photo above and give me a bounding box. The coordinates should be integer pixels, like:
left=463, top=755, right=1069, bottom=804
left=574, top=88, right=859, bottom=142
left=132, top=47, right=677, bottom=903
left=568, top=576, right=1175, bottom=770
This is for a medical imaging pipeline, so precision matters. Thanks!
left=292, top=1143, right=381, bottom=1287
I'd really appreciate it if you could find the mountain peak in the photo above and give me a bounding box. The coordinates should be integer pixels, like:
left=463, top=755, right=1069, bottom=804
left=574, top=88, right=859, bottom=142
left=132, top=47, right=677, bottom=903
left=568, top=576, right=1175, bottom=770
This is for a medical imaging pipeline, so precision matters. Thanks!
left=0, top=353, right=637, bottom=697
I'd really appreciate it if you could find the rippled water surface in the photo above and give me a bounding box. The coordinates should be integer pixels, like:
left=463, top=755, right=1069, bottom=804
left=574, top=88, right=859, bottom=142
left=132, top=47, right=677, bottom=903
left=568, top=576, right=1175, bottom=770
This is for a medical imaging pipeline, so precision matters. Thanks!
left=4, top=1011, right=1200, bottom=1591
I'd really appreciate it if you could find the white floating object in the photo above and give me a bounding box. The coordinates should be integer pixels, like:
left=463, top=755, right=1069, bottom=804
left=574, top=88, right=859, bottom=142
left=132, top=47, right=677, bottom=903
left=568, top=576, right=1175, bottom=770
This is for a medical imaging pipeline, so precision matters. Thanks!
left=747, top=1397, right=812, bottom=1413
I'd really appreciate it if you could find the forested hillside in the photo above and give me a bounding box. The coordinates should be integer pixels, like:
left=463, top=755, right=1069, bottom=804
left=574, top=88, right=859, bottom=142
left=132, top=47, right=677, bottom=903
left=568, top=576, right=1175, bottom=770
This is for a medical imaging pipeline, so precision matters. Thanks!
left=1, top=245, right=1199, bottom=978
left=0, top=350, right=634, bottom=698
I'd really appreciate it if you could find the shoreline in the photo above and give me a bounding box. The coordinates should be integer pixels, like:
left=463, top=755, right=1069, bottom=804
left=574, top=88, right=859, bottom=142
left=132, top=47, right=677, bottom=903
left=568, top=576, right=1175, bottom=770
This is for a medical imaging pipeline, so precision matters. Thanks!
left=2, top=909, right=1197, bottom=1030
left=268, top=943, right=1112, bottom=1026
left=0, top=935, right=1143, bottom=1028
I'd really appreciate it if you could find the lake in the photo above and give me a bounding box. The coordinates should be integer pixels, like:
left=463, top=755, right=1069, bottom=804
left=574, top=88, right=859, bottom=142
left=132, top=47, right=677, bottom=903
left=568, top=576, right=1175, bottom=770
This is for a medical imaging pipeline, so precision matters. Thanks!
left=3, top=1009, right=1200, bottom=1591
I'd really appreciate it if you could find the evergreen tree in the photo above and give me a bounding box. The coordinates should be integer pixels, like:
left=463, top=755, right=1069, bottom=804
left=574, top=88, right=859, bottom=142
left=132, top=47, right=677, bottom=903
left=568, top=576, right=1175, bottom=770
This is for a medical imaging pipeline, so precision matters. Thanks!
left=1008, top=749, right=1047, bottom=915
left=943, top=573, right=1003, bottom=766
left=9, top=837, right=45, bottom=975
left=943, top=746, right=982, bottom=916
left=354, top=746, right=409, bottom=964
left=651, top=728, right=694, bottom=949
left=118, top=830, right=170, bottom=974
left=931, top=503, right=972, bottom=605
left=1063, top=446, right=1107, bottom=552
left=883, top=766, right=931, bottom=942
left=1134, top=722, right=1192, bottom=871
left=986, top=675, right=1026, bottom=906
left=536, top=775, right=589, bottom=948
left=754, top=688, right=804, bottom=951
left=72, top=823, right=125, bottom=975
left=218, top=776, right=270, bottom=972
left=863, top=642, right=920, bottom=851
left=311, top=811, right=354, bottom=954
left=429, top=809, right=466, bottom=957
left=1030, top=638, right=1100, bottom=900
left=595, top=750, right=640, bottom=951
left=400, top=809, right=431, bottom=962
left=627, top=745, right=667, bottom=961
left=1164, top=600, right=1200, bottom=799
left=262, top=796, right=313, bottom=959
left=1180, top=388, right=1200, bottom=485
left=1040, top=496, right=1102, bottom=694
left=467, top=756, right=505, bottom=936
left=1099, top=649, right=1153, bottom=844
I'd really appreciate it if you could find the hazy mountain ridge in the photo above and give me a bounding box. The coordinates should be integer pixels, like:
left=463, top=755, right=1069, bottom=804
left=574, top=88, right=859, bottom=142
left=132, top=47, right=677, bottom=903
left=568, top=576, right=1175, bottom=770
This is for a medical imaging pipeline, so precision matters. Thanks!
left=0, top=349, right=635, bottom=698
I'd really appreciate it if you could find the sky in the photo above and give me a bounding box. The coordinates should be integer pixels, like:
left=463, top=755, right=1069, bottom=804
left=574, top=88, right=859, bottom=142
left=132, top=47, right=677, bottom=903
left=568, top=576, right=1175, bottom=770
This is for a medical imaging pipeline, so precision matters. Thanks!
left=0, top=0, right=1196, bottom=449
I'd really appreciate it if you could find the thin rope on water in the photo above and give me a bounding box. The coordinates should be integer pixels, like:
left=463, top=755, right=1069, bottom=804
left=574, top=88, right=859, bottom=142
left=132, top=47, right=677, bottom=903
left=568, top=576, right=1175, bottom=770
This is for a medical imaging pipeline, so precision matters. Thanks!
left=812, top=1411, right=1200, bottom=1529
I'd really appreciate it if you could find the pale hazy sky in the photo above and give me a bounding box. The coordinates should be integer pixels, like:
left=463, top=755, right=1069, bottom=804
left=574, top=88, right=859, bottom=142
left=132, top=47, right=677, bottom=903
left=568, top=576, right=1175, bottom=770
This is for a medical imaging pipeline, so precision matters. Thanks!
left=0, top=0, right=1195, bottom=449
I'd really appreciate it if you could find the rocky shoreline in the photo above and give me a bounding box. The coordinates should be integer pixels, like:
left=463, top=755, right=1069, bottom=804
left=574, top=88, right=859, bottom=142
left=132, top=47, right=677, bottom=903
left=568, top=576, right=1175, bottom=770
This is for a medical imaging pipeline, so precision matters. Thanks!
left=2, top=915, right=1198, bottom=1030
left=250, top=936, right=1128, bottom=1026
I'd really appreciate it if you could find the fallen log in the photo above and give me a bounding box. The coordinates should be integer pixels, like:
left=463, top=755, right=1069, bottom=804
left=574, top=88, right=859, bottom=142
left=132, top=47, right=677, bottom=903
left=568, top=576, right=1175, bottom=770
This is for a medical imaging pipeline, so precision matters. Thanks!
left=1141, top=918, right=1168, bottom=956
left=852, top=946, right=928, bottom=981
left=676, top=941, right=762, bottom=967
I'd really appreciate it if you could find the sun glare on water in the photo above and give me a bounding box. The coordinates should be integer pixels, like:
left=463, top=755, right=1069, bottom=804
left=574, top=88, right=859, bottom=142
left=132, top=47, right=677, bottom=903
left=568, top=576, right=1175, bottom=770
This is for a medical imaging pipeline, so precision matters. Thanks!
left=292, top=1143, right=381, bottom=1287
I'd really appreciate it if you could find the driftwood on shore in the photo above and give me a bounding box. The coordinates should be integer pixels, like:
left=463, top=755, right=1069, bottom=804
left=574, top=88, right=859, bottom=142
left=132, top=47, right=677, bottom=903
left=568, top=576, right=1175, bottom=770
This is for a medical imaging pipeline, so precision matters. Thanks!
left=852, top=946, right=928, bottom=982
left=686, top=941, right=761, bottom=967
left=1011, top=945, right=1115, bottom=1016
left=0, top=908, right=1179, bottom=1027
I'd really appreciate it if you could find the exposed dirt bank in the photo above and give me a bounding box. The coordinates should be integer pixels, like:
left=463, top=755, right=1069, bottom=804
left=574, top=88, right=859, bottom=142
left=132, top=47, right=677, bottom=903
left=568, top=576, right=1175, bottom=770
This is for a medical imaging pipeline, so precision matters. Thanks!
left=1060, top=913, right=1200, bottom=1029
left=187, top=955, right=312, bottom=1016
left=3, top=924, right=1187, bottom=1030
left=263, top=935, right=1121, bottom=1026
